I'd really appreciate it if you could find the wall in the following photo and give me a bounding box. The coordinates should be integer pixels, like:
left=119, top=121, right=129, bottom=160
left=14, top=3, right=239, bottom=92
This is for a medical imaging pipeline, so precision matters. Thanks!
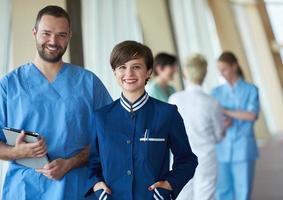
left=10, top=0, right=70, bottom=70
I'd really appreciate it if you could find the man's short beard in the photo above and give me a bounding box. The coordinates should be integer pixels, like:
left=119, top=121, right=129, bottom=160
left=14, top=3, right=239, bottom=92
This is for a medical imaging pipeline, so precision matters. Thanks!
left=37, top=44, right=67, bottom=63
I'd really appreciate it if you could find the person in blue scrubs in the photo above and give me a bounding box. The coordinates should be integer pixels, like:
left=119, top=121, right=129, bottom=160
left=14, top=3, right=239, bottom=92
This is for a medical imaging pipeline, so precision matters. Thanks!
left=0, top=6, right=112, bottom=200
left=211, top=52, right=260, bottom=200
left=85, top=41, right=198, bottom=200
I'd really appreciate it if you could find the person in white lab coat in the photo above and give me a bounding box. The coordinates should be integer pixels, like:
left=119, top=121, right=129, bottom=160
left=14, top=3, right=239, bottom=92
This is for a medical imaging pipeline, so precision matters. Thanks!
left=169, top=54, right=229, bottom=200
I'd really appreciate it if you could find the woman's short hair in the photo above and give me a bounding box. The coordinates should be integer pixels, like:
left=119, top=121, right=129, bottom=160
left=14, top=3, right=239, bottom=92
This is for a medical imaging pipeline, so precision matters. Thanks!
left=110, top=40, right=153, bottom=71
left=153, top=53, right=177, bottom=76
left=185, top=53, right=207, bottom=84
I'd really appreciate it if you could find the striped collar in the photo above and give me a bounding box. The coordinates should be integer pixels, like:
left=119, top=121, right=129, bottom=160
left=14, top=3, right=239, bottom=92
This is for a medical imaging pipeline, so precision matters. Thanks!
left=120, top=92, right=149, bottom=112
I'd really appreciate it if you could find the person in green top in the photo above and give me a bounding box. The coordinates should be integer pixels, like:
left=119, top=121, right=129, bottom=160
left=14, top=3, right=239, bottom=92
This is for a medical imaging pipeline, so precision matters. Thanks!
left=147, top=53, right=178, bottom=102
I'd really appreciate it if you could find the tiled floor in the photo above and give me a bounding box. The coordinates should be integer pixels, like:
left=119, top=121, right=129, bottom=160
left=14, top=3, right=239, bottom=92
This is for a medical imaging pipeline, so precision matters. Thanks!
left=252, top=134, right=283, bottom=200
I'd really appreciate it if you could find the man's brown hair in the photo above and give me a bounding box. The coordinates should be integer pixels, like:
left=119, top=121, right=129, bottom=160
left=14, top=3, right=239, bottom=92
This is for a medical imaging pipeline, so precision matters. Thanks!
left=34, top=5, right=71, bottom=31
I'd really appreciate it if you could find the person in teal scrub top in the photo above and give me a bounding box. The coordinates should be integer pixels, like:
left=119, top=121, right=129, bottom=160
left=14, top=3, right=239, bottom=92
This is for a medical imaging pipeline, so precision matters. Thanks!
left=147, top=53, right=178, bottom=102
left=211, top=52, right=260, bottom=200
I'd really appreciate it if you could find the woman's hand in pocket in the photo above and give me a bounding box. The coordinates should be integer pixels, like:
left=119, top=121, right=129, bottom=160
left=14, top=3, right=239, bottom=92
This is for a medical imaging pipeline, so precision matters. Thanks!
left=148, top=180, right=173, bottom=191
left=93, top=181, right=112, bottom=194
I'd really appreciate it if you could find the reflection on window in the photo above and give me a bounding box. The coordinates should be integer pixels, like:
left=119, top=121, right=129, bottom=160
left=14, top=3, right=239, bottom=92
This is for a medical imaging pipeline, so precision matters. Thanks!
left=265, top=0, right=283, bottom=61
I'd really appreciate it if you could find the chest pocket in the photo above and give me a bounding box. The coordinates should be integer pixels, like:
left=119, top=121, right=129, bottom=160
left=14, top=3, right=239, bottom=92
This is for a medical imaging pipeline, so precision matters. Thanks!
left=139, top=128, right=168, bottom=168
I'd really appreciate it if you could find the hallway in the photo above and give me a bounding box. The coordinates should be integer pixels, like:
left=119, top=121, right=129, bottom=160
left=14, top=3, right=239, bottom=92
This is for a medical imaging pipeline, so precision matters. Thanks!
left=252, top=135, right=283, bottom=200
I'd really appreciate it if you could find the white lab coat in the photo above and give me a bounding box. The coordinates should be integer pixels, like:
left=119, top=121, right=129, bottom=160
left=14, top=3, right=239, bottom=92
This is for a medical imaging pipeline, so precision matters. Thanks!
left=169, top=83, right=224, bottom=200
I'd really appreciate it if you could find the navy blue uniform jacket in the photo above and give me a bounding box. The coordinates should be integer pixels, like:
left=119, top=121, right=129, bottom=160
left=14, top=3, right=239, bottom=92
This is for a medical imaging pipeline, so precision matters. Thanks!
left=85, top=93, right=198, bottom=200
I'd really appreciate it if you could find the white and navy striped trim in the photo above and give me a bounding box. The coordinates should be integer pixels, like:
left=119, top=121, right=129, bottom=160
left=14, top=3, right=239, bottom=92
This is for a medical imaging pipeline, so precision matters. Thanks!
left=153, top=194, right=160, bottom=200
left=153, top=188, right=164, bottom=200
left=99, top=190, right=108, bottom=200
left=120, top=92, right=149, bottom=112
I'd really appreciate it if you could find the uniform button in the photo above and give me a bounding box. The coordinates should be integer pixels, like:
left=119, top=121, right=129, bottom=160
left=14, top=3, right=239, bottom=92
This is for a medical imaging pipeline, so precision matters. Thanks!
left=127, top=170, right=132, bottom=176
left=126, top=140, right=131, bottom=144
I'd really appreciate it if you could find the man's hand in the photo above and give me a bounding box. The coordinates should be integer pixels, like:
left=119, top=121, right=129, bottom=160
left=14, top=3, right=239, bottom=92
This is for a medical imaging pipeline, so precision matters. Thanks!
left=12, top=130, right=47, bottom=159
left=36, top=145, right=90, bottom=180
left=148, top=180, right=173, bottom=191
left=36, top=158, right=72, bottom=180
left=93, top=181, right=112, bottom=194
left=36, top=145, right=89, bottom=180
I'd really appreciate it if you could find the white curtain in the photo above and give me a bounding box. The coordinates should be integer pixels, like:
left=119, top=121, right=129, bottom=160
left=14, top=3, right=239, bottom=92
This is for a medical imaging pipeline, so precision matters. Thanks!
left=169, top=0, right=222, bottom=92
left=0, top=0, right=11, bottom=77
left=0, top=0, right=11, bottom=198
left=81, top=0, right=143, bottom=99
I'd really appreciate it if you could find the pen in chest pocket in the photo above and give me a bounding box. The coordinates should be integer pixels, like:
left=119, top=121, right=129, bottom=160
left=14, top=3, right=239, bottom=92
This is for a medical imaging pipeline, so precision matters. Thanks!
left=144, top=129, right=149, bottom=140
left=140, top=129, right=165, bottom=142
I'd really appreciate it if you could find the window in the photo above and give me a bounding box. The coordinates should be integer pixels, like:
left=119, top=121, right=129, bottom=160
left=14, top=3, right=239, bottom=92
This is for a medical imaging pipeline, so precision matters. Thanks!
left=81, top=0, right=143, bottom=99
left=0, top=0, right=11, bottom=77
left=168, top=0, right=223, bottom=91
left=264, top=0, right=283, bottom=62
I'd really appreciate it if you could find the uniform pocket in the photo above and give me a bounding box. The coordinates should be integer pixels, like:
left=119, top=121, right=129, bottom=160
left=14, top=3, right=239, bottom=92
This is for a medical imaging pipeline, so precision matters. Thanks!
left=139, top=129, right=166, bottom=142
left=152, top=188, right=172, bottom=200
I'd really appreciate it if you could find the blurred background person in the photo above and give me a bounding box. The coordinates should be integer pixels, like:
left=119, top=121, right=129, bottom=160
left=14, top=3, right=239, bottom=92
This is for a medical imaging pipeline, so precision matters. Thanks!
left=147, top=53, right=178, bottom=102
left=212, top=52, right=260, bottom=200
left=169, top=53, right=227, bottom=200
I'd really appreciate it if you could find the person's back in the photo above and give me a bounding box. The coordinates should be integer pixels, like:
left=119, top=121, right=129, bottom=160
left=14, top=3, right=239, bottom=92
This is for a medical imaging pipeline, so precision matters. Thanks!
left=169, top=85, right=223, bottom=158
left=169, top=53, right=224, bottom=200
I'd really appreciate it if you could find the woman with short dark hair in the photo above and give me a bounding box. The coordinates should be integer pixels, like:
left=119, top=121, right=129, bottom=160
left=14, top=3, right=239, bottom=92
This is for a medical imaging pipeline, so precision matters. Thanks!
left=85, top=41, right=197, bottom=200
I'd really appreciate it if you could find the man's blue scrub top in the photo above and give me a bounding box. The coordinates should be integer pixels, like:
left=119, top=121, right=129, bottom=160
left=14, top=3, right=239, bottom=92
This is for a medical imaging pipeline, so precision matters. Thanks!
left=0, top=63, right=112, bottom=200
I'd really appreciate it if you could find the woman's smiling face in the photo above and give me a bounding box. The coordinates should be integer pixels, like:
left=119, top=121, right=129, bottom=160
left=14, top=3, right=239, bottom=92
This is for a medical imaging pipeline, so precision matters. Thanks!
left=114, top=58, right=152, bottom=95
